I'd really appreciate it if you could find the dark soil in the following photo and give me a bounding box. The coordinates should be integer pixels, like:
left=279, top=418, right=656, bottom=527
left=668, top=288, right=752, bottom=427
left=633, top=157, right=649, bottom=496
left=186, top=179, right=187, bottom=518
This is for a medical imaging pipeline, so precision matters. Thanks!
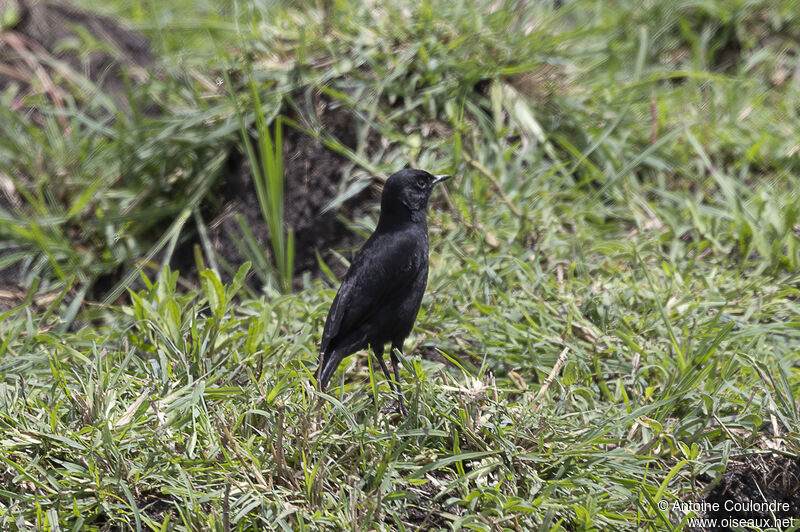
left=282, top=91, right=379, bottom=280
left=0, top=261, right=23, bottom=312
left=693, top=452, right=800, bottom=531
left=401, top=477, right=456, bottom=529
left=182, top=88, right=381, bottom=288
left=390, top=469, right=458, bottom=530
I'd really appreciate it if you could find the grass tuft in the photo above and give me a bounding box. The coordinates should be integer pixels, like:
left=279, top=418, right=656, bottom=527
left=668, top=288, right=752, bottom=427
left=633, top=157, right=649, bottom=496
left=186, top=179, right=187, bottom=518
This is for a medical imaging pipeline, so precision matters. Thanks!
left=1, top=0, right=799, bottom=529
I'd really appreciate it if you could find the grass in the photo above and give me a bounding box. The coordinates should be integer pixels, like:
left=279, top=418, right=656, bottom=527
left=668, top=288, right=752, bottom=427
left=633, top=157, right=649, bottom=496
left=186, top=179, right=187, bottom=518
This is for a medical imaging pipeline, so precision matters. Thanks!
left=1, top=0, right=800, bottom=530
left=235, top=84, right=294, bottom=293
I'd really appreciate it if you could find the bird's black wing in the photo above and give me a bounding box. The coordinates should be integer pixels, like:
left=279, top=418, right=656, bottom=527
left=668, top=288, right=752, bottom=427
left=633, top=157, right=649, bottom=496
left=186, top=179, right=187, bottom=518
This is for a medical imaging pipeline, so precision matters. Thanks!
left=320, top=229, right=424, bottom=356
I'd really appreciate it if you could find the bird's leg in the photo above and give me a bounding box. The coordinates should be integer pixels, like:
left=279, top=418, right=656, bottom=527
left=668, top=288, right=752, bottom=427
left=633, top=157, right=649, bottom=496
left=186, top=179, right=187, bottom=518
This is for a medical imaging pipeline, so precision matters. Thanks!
left=389, top=342, right=409, bottom=416
left=372, top=344, right=394, bottom=391
left=373, top=343, right=395, bottom=393
left=373, top=344, right=405, bottom=416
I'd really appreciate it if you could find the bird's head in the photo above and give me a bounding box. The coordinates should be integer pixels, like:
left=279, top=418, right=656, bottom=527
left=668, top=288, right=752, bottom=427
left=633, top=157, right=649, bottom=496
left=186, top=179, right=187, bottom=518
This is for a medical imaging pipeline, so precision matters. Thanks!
left=379, top=169, right=451, bottom=224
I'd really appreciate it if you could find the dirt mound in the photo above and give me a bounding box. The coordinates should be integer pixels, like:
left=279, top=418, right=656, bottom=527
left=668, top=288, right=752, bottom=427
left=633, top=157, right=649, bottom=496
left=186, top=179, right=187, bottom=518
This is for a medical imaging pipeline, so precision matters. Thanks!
left=0, top=0, right=154, bottom=311
left=0, top=0, right=152, bottom=99
left=1, top=1, right=379, bottom=301
left=695, top=453, right=800, bottom=531
left=191, top=88, right=380, bottom=288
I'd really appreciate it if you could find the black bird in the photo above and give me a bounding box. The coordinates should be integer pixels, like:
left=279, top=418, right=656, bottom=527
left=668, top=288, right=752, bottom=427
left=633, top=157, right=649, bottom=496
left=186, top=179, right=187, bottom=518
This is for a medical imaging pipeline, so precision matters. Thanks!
left=315, top=168, right=451, bottom=414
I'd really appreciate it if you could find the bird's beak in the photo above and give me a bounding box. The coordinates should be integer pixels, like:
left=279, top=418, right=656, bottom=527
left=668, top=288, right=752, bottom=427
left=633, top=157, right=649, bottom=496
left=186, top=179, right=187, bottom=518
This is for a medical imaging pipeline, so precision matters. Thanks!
left=432, top=174, right=452, bottom=186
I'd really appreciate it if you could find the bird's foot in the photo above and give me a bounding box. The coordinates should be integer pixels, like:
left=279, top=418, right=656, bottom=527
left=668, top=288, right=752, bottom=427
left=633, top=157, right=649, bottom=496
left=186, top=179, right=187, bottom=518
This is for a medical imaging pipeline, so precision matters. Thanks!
left=381, top=398, right=409, bottom=417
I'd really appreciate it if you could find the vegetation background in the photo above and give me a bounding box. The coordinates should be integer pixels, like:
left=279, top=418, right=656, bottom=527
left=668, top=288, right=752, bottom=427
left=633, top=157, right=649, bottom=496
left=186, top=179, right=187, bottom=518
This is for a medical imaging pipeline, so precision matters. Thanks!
left=1, top=0, right=799, bottom=530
